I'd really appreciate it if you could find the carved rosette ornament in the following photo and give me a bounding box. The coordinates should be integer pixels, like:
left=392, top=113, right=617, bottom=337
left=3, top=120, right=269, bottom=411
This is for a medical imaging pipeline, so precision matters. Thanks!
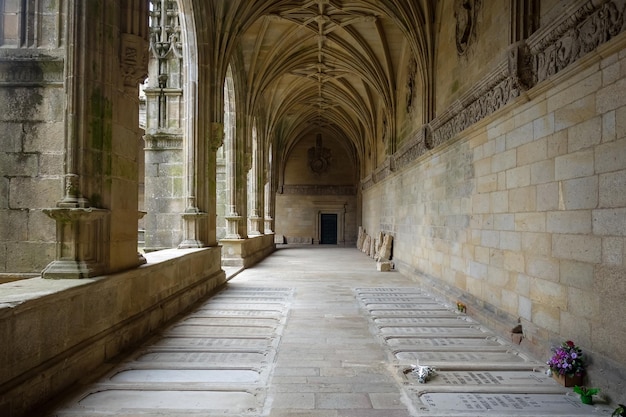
left=308, top=134, right=332, bottom=175
left=455, top=0, right=481, bottom=56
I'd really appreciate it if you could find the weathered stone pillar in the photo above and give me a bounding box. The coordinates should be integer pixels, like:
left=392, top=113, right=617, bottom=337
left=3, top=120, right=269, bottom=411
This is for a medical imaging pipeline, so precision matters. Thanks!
left=248, top=124, right=264, bottom=236
left=43, top=1, right=148, bottom=278
left=264, top=180, right=274, bottom=234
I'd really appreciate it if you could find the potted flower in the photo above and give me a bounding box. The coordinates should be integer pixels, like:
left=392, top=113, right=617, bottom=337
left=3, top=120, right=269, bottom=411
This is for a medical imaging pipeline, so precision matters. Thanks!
left=573, top=386, right=599, bottom=405
left=546, top=340, right=585, bottom=387
left=611, top=404, right=625, bottom=416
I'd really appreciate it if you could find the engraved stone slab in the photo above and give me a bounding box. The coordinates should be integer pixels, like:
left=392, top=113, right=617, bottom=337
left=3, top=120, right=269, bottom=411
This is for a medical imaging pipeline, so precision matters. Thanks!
left=196, top=309, right=281, bottom=317
left=362, top=297, right=438, bottom=303
left=356, top=287, right=424, bottom=294
left=110, top=369, right=260, bottom=383
left=168, top=325, right=274, bottom=336
left=136, top=351, right=267, bottom=364
left=395, top=350, right=527, bottom=363
left=365, top=303, right=449, bottom=310
left=370, top=310, right=456, bottom=317
left=78, top=390, right=257, bottom=411
left=211, top=296, right=287, bottom=303
left=200, top=303, right=285, bottom=311
left=182, top=317, right=278, bottom=327
left=386, top=337, right=504, bottom=347
left=380, top=326, right=487, bottom=335
left=407, top=370, right=552, bottom=386
left=152, top=337, right=270, bottom=349
left=417, top=392, right=607, bottom=414
left=374, top=317, right=472, bottom=325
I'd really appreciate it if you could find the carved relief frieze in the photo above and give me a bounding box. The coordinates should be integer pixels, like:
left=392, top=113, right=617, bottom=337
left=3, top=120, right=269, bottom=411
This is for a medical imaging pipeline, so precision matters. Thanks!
left=0, top=59, right=63, bottom=85
left=283, top=185, right=356, bottom=195
left=373, top=157, right=393, bottom=183
left=144, top=133, right=183, bottom=150
left=529, top=0, right=626, bottom=84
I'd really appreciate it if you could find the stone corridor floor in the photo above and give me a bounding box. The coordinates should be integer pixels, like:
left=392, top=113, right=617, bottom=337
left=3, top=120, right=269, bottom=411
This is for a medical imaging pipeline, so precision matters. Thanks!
left=44, top=246, right=613, bottom=417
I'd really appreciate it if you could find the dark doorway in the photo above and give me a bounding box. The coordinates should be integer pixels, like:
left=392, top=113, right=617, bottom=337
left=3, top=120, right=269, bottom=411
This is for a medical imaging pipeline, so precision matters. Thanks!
left=320, top=214, right=338, bottom=244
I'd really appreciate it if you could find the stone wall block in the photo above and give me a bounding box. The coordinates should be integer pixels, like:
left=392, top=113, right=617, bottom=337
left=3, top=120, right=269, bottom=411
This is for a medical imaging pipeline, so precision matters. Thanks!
left=0, top=209, right=28, bottom=241
left=506, top=166, right=531, bottom=189
left=514, top=212, right=546, bottom=232
left=530, top=160, right=555, bottom=185
left=547, top=130, right=568, bottom=158
left=597, top=76, right=626, bottom=114
left=508, top=186, right=536, bottom=212
left=38, top=153, right=64, bottom=177
left=527, top=256, right=559, bottom=282
left=6, top=242, right=55, bottom=272
left=8, top=178, right=62, bottom=209
left=521, top=232, right=551, bottom=255
left=559, top=260, right=595, bottom=290
left=593, top=208, right=626, bottom=236
left=616, top=105, right=626, bottom=140
left=595, top=137, right=626, bottom=174
left=552, top=234, right=602, bottom=263
left=533, top=113, right=555, bottom=140
left=531, top=303, right=560, bottom=334
left=0, top=178, right=8, bottom=209
left=547, top=210, right=592, bottom=234
left=518, top=295, right=531, bottom=321
left=559, top=311, right=591, bottom=348
left=531, top=277, right=568, bottom=310
left=555, top=149, right=595, bottom=180
left=602, top=237, right=624, bottom=265
left=0, top=153, right=38, bottom=177
left=602, top=111, right=616, bottom=143
left=27, top=209, right=55, bottom=242
left=500, top=232, right=522, bottom=253
left=561, top=176, right=598, bottom=210
left=490, top=190, right=508, bottom=213
left=547, top=71, right=601, bottom=115
left=493, top=213, right=514, bottom=231
left=1, top=123, right=24, bottom=152
left=592, top=265, right=626, bottom=364
left=554, top=94, right=597, bottom=132
left=517, top=137, right=547, bottom=166
left=23, top=122, right=65, bottom=152
left=599, top=170, right=626, bottom=208
left=568, top=116, right=602, bottom=153
left=536, top=182, right=559, bottom=211
left=505, top=121, right=534, bottom=150
left=491, top=148, right=516, bottom=172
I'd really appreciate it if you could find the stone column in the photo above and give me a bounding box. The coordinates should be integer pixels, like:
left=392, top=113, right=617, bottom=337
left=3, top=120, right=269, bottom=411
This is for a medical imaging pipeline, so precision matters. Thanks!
left=144, top=0, right=185, bottom=250
left=43, top=1, right=148, bottom=278
left=248, top=124, right=264, bottom=236
left=223, top=103, right=244, bottom=239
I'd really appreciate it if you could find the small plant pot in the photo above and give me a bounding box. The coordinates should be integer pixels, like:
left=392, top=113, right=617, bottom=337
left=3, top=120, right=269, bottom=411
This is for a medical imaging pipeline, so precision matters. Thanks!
left=580, top=395, right=593, bottom=405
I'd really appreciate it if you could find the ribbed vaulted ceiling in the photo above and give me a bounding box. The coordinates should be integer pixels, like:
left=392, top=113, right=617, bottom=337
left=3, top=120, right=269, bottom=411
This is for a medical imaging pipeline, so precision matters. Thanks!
left=188, top=0, right=435, bottom=173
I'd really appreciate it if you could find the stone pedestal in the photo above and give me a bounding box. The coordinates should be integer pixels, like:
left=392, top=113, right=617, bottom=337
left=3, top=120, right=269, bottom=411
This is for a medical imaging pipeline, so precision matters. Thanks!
left=42, top=208, right=110, bottom=279
left=179, top=211, right=208, bottom=248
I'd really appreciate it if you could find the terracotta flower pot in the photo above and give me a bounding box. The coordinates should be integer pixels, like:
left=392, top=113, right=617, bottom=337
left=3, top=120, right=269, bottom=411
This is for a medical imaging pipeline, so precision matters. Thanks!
left=552, top=372, right=583, bottom=387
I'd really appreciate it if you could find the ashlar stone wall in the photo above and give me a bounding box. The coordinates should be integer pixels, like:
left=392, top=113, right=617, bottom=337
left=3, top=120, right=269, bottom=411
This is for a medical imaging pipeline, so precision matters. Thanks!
left=0, top=0, right=66, bottom=277
left=362, top=33, right=626, bottom=402
left=276, top=132, right=358, bottom=245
